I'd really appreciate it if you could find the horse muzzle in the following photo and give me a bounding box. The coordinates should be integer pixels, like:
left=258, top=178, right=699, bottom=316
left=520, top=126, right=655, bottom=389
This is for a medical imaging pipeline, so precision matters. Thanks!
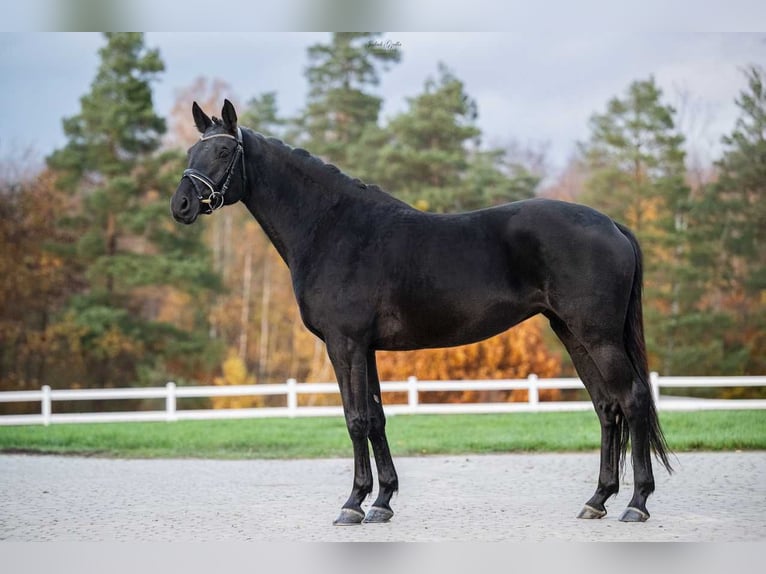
left=170, top=181, right=201, bottom=225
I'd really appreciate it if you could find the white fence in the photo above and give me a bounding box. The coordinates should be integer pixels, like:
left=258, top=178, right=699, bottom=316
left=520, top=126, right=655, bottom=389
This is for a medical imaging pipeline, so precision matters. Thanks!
left=0, top=374, right=764, bottom=426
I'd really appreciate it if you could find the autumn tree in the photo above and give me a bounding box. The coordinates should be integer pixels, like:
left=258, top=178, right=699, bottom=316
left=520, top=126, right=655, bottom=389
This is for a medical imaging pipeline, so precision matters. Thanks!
left=540, top=155, right=588, bottom=203
left=687, top=65, right=766, bottom=375
left=44, top=33, right=219, bottom=391
left=211, top=349, right=260, bottom=409
left=0, top=170, right=79, bottom=396
left=298, top=32, right=401, bottom=168
left=165, top=76, right=235, bottom=149
left=377, top=317, right=562, bottom=403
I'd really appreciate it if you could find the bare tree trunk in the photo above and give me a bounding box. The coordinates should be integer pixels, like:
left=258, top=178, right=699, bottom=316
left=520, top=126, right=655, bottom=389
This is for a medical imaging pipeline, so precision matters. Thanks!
left=258, top=249, right=272, bottom=382
left=223, top=210, right=233, bottom=282
left=212, top=214, right=222, bottom=273
left=238, top=242, right=253, bottom=360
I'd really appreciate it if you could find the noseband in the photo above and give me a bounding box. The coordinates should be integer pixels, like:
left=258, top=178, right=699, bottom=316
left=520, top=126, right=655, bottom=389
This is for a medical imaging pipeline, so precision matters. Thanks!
left=182, top=127, right=246, bottom=214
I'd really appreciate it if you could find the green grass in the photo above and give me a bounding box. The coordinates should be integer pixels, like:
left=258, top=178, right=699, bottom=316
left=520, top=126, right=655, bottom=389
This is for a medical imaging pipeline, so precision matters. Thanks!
left=0, top=410, right=763, bottom=459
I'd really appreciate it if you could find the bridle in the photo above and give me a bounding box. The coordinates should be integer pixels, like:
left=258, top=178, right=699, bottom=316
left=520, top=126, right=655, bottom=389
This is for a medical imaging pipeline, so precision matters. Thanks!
left=182, top=127, right=246, bottom=214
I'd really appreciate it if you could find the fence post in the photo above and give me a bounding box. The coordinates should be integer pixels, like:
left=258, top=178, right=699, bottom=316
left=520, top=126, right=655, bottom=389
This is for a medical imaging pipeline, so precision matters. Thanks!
left=527, top=374, right=539, bottom=408
left=287, top=378, right=298, bottom=417
left=166, top=382, right=177, bottom=422
left=650, top=372, right=660, bottom=409
left=407, top=376, right=419, bottom=413
left=41, top=385, right=51, bottom=426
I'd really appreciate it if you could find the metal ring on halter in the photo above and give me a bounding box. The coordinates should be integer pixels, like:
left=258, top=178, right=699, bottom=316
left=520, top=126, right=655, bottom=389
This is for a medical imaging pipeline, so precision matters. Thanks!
left=183, top=170, right=224, bottom=214
left=206, top=191, right=224, bottom=210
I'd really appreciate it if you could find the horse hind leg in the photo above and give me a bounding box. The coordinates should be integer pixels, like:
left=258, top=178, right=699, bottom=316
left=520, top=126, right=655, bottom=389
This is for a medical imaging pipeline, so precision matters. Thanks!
left=549, top=317, right=622, bottom=519
left=586, top=342, right=658, bottom=522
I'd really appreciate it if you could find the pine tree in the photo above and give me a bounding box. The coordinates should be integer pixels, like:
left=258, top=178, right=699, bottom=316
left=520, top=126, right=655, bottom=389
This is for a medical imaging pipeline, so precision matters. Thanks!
left=371, top=63, right=479, bottom=211
left=298, top=33, right=401, bottom=168
left=689, top=66, right=766, bottom=374
left=48, top=33, right=165, bottom=185
left=241, top=92, right=285, bottom=138
left=44, top=34, right=219, bottom=390
left=462, top=147, right=541, bottom=210
left=580, top=78, right=687, bottom=233
left=579, top=77, right=698, bottom=374
left=372, top=64, right=537, bottom=212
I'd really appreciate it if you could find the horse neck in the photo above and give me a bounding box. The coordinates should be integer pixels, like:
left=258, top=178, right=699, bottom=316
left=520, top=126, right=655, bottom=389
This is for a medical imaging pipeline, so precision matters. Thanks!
left=240, top=132, right=343, bottom=268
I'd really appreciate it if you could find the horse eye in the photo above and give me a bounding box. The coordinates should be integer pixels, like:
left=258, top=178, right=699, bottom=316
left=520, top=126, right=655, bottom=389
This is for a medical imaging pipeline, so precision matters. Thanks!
left=217, top=148, right=231, bottom=159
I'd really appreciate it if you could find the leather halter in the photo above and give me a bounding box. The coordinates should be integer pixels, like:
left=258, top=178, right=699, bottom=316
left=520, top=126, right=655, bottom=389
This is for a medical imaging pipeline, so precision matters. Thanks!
left=182, top=127, right=245, bottom=214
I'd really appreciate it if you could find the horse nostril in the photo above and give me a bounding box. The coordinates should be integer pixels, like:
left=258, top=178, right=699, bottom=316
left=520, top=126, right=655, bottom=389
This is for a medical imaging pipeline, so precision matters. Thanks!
left=180, top=196, right=190, bottom=212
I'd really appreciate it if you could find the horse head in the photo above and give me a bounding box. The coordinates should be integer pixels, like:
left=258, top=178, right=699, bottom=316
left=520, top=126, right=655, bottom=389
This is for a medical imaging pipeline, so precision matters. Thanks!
left=170, top=99, right=247, bottom=224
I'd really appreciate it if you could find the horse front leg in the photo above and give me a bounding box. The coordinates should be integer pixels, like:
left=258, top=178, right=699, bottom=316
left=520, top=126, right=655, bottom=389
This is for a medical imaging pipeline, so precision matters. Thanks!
left=364, top=349, right=398, bottom=523
left=327, top=337, right=373, bottom=526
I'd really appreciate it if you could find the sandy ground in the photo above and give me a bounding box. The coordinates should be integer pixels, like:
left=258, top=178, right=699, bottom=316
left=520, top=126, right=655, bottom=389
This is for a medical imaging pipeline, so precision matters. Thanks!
left=1, top=451, right=764, bottom=542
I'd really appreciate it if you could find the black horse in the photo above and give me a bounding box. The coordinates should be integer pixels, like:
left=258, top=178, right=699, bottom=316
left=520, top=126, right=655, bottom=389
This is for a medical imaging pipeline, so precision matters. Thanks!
left=171, top=100, right=672, bottom=526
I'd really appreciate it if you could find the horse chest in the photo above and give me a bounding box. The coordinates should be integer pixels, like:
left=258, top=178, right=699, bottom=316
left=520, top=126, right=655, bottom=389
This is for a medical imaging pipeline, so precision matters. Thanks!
left=291, top=265, right=383, bottom=340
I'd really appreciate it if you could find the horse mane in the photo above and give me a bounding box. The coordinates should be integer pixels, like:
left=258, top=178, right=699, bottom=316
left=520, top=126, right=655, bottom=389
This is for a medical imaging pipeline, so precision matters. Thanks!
left=245, top=128, right=394, bottom=202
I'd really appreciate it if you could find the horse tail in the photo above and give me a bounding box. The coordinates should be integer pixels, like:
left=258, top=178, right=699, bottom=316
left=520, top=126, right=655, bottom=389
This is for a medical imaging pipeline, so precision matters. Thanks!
left=614, top=221, right=674, bottom=474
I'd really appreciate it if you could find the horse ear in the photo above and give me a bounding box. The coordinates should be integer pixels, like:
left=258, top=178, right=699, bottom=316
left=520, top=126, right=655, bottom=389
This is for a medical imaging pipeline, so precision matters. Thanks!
left=192, top=101, right=213, bottom=134
left=221, top=99, right=238, bottom=134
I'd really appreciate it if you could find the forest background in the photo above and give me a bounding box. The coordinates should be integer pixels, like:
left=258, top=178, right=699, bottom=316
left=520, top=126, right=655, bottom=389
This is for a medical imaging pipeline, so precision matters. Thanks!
left=1, top=33, right=763, bottom=411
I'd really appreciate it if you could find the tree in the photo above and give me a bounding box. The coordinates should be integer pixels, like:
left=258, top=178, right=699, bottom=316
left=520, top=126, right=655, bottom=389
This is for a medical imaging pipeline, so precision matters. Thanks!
left=580, top=77, right=687, bottom=233
left=212, top=349, right=260, bottom=409
left=369, top=63, right=480, bottom=211
left=688, top=65, right=766, bottom=375
left=298, top=33, right=401, bottom=168
left=539, top=155, right=588, bottom=203
left=462, top=147, right=542, bottom=210
left=48, top=33, right=165, bottom=185
left=43, top=34, right=219, bottom=391
left=579, top=77, right=697, bottom=375
left=0, top=170, right=80, bottom=395
left=165, top=76, right=235, bottom=148
left=369, top=64, right=539, bottom=213
left=241, top=92, right=285, bottom=139
left=377, top=317, right=562, bottom=403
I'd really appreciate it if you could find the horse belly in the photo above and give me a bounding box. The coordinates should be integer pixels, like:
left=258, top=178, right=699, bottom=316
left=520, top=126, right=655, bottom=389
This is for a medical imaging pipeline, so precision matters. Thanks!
left=373, top=281, right=538, bottom=351
left=372, top=220, right=543, bottom=350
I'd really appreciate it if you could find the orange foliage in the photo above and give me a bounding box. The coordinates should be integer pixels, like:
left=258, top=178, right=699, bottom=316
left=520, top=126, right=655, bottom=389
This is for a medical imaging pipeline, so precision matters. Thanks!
left=377, top=316, right=562, bottom=403
left=211, top=349, right=262, bottom=409
left=165, top=77, right=237, bottom=149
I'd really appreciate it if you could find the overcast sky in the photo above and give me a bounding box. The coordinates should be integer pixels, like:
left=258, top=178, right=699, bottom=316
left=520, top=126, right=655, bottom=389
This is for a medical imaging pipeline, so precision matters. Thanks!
left=1, top=32, right=765, bottom=174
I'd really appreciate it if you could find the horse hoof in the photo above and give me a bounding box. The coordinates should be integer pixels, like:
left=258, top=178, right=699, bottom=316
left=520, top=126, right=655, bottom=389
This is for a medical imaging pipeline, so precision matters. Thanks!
left=577, top=504, right=606, bottom=519
left=333, top=507, right=365, bottom=526
left=619, top=507, right=649, bottom=522
left=364, top=506, right=394, bottom=523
